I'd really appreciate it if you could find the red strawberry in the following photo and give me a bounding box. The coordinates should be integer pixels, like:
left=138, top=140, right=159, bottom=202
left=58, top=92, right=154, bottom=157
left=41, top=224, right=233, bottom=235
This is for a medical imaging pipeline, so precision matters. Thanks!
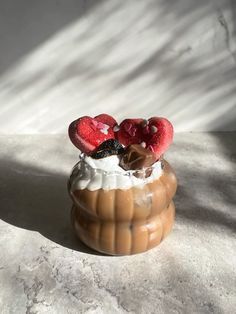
left=145, top=117, right=173, bottom=158
left=116, top=117, right=173, bottom=158
left=68, top=115, right=117, bottom=154
left=116, top=118, right=145, bottom=146
left=95, top=114, right=117, bottom=128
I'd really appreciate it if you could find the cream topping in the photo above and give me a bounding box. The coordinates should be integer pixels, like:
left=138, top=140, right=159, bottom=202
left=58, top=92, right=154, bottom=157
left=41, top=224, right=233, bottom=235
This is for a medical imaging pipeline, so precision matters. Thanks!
left=70, top=155, right=163, bottom=191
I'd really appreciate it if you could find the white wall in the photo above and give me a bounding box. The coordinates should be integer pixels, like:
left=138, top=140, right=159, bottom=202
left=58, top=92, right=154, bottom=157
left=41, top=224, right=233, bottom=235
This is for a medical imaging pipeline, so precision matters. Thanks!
left=0, top=0, right=236, bottom=133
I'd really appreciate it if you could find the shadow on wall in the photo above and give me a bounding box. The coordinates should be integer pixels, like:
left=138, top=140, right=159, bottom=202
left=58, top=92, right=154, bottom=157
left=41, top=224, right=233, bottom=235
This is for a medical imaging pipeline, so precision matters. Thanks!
left=0, top=0, right=236, bottom=132
left=231, top=0, right=236, bottom=40
left=0, top=0, right=105, bottom=74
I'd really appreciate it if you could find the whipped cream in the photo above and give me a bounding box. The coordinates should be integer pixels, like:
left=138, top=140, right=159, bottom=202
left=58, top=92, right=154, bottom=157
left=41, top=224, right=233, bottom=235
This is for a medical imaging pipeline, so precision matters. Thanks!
left=70, top=154, right=163, bottom=191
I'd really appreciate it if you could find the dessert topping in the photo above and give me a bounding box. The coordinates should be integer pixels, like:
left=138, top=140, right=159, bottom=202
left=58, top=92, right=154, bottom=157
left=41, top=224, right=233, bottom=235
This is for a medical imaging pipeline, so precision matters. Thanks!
left=141, top=119, right=149, bottom=127
left=116, top=117, right=173, bottom=159
left=113, top=125, right=120, bottom=132
left=94, top=114, right=117, bottom=128
left=119, top=144, right=156, bottom=171
left=68, top=114, right=173, bottom=160
left=145, top=117, right=173, bottom=158
left=100, top=124, right=109, bottom=135
left=91, top=139, right=125, bottom=159
left=68, top=114, right=117, bottom=154
left=116, top=119, right=144, bottom=146
left=150, top=125, right=158, bottom=133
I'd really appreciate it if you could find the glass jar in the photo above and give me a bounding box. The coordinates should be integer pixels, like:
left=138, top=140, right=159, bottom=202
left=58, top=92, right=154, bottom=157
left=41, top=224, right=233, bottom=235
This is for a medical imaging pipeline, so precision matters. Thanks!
left=68, top=154, right=177, bottom=255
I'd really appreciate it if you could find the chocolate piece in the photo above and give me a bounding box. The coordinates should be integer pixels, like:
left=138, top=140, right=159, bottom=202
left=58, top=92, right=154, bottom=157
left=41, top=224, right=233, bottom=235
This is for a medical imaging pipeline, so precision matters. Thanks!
left=91, top=139, right=125, bottom=159
left=119, top=144, right=157, bottom=172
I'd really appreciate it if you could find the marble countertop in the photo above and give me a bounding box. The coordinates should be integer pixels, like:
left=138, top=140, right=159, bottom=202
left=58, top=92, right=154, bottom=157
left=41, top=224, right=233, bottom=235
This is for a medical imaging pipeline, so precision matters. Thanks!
left=0, top=133, right=235, bottom=314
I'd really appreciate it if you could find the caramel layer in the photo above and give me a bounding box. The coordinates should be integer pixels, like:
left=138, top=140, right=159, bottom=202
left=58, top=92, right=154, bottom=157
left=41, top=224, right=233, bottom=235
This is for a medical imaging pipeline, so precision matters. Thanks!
left=72, top=202, right=175, bottom=255
left=69, top=160, right=177, bottom=255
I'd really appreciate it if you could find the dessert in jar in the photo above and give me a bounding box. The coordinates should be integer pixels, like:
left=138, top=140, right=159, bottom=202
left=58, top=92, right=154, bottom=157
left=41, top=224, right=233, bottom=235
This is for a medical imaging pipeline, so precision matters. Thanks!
left=68, top=114, right=177, bottom=255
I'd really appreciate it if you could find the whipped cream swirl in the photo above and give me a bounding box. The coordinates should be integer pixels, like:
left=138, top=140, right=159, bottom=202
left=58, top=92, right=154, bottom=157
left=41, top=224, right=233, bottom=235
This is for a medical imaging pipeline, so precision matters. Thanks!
left=70, top=154, right=163, bottom=191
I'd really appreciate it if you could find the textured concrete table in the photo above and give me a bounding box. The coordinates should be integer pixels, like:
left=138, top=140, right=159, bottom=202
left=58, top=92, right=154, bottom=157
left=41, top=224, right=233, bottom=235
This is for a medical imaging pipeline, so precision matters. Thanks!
left=0, top=133, right=235, bottom=314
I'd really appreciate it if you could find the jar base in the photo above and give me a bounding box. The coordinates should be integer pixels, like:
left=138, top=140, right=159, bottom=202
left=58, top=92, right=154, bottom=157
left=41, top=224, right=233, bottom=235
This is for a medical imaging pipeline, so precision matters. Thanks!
left=71, top=202, right=175, bottom=256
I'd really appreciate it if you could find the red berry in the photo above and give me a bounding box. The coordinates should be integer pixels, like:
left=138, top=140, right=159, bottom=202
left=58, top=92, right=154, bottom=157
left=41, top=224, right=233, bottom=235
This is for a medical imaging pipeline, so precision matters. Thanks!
left=116, top=119, right=144, bottom=146
left=145, top=117, right=173, bottom=158
left=68, top=115, right=116, bottom=154
left=116, top=117, right=173, bottom=158
left=95, top=114, right=117, bottom=128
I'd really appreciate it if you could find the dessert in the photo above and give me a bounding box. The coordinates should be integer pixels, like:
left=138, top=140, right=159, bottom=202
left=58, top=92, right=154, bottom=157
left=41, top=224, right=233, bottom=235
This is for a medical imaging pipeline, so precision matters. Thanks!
left=68, top=114, right=177, bottom=255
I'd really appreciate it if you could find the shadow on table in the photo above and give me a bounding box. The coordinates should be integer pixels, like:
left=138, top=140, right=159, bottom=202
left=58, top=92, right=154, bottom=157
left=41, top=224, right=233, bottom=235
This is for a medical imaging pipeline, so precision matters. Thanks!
left=0, top=157, right=105, bottom=256
left=173, top=132, right=236, bottom=233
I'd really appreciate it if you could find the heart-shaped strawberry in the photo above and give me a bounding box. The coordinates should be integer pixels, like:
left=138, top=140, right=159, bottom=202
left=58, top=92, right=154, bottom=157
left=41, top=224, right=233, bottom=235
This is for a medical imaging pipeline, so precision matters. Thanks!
left=116, top=117, right=173, bottom=158
left=144, top=117, right=173, bottom=157
left=115, top=119, right=145, bottom=146
left=68, top=114, right=117, bottom=154
left=94, top=114, right=117, bottom=128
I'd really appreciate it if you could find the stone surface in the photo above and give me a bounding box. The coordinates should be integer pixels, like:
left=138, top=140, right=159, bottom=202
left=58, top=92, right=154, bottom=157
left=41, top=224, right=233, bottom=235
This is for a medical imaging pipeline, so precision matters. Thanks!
left=0, top=133, right=235, bottom=313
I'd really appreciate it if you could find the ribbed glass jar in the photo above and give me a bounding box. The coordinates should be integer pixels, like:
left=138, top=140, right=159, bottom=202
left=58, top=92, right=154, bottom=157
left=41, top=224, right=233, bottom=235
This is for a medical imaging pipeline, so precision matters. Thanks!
left=68, top=155, right=177, bottom=255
